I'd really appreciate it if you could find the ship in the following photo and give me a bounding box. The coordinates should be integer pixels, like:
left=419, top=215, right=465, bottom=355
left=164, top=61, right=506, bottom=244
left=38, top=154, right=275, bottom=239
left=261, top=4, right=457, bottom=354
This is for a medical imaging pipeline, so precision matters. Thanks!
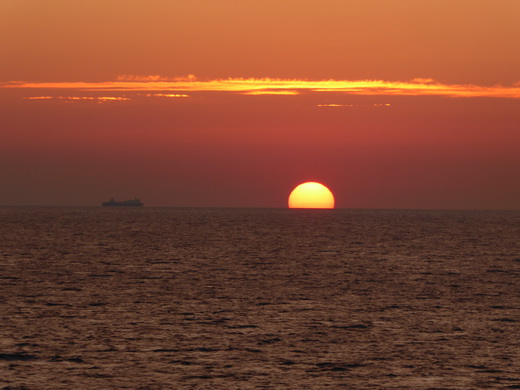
left=102, top=198, right=144, bottom=207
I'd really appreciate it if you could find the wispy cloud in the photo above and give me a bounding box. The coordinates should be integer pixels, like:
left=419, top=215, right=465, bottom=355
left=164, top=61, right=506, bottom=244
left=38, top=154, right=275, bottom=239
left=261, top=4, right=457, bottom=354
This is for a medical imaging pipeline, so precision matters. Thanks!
left=22, top=96, right=130, bottom=103
left=23, top=96, right=54, bottom=100
left=116, top=74, right=197, bottom=82
left=317, top=103, right=391, bottom=108
left=5, top=76, right=520, bottom=99
left=240, top=90, right=300, bottom=96
left=144, top=93, right=190, bottom=98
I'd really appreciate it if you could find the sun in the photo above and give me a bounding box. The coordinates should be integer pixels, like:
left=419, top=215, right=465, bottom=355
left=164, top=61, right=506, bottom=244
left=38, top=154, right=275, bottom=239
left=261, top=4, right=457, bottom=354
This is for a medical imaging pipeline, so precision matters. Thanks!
left=288, top=182, right=335, bottom=209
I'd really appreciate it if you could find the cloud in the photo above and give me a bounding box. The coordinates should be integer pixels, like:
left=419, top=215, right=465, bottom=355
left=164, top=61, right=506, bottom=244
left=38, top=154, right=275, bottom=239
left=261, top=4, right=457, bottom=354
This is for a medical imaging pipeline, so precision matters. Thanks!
left=410, top=78, right=435, bottom=84
left=22, top=96, right=130, bottom=103
left=317, top=103, right=391, bottom=108
left=23, top=96, right=53, bottom=100
left=144, top=93, right=190, bottom=98
left=239, top=90, right=300, bottom=95
left=5, top=77, right=520, bottom=99
left=116, top=74, right=197, bottom=82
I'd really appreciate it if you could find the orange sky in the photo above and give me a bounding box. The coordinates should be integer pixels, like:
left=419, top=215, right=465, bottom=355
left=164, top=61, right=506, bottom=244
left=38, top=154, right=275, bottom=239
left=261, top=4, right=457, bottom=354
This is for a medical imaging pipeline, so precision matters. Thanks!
left=1, top=0, right=519, bottom=208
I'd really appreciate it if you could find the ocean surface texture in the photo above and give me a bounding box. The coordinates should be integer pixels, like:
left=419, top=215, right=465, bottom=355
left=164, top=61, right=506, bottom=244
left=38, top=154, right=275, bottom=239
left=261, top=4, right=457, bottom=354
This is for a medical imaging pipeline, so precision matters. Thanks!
left=1, top=207, right=520, bottom=389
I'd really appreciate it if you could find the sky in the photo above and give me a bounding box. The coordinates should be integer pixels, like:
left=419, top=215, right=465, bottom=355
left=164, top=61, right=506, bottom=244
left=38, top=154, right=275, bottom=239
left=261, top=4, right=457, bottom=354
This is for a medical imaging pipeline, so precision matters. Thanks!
left=1, top=0, right=520, bottom=209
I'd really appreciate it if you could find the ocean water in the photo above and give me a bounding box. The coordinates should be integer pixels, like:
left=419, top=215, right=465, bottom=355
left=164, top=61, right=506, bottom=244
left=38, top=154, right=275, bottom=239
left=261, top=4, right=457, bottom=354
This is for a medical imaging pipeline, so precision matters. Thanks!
left=1, top=207, right=520, bottom=389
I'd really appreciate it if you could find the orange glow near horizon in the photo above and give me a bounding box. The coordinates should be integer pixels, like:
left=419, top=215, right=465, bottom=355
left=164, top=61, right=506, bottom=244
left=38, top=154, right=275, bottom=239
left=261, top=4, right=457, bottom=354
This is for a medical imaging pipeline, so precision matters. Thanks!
left=288, top=182, right=335, bottom=209
left=4, top=77, right=520, bottom=99
left=2, top=1, right=520, bottom=210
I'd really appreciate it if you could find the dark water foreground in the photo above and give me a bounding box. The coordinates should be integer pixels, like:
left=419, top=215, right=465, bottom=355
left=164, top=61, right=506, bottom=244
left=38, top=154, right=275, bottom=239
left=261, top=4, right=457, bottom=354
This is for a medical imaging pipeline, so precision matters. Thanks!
left=1, top=207, right=520, bottom=389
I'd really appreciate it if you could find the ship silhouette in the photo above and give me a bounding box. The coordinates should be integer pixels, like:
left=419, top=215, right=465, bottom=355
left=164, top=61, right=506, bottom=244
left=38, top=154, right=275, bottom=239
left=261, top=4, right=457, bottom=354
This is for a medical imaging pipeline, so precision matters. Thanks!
left=102, top=198, right=143, bottom=207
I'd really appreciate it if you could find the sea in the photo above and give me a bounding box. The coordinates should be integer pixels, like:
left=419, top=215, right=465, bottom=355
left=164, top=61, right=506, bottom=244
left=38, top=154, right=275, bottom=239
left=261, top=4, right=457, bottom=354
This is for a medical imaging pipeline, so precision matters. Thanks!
left=1, top=207, right=520, bottom=389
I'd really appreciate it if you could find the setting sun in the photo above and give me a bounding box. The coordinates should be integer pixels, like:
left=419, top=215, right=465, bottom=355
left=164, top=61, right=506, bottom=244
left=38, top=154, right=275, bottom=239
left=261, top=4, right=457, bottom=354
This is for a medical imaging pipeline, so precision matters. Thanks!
left=288, top=182, right=335, bottom=209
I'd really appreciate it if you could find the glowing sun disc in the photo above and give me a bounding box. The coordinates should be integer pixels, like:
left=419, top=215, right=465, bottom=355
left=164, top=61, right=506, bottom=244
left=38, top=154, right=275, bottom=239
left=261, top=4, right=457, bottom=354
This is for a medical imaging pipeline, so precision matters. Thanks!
left=288, top=182, right=335, bottom=209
